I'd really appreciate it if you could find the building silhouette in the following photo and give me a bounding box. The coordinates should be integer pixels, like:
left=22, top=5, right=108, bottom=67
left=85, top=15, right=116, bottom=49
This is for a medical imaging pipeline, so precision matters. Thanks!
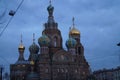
left=93, top=66, right=120, bottom=80
left=10, top=2, right=90, bottom=80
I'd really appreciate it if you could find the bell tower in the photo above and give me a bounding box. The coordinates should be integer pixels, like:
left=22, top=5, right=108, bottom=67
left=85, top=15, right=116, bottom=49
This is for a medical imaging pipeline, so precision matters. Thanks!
left=42, top=1, right=63, bottom=53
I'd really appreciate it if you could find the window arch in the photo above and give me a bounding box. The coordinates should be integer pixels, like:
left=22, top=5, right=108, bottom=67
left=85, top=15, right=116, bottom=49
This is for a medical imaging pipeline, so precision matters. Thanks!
left=78, top=46, right=81, bottom=54
left=54, top=36, right=57, bottom=47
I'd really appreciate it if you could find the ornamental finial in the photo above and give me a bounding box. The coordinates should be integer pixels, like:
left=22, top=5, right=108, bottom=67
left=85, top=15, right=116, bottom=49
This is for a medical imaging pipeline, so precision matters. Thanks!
left=47, top=0, right=54, bottom=17
left=72, top=17, right=75, bottom=27
left=33, top=33, right=35, bottom=43
left=21, top=34, right=23, bottom=44
left=18, top=34, right=25, bottom=50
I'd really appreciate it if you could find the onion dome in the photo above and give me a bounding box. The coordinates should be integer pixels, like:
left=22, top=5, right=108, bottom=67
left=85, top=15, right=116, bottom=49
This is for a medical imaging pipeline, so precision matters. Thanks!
left=29, top=34, right=39, bottom=54
left=69, top=27, right=80, bottom=35
left=69, top=17, right=80, bottom=35
left=29, top=42, right=39, bottom=54
left=66, top=37, right=77, bottom=48
left=38, top=34, right=50, bottom=47
left=18, top=43, right=25, bottom=51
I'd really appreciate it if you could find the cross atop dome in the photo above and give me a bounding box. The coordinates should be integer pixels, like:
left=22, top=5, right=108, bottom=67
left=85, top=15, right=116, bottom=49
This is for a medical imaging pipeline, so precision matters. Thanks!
left=33, top=33, right=35, bottom=43
left=21, top=34, right=23, bottom=44
left=72, top=17, right=75, bottom=27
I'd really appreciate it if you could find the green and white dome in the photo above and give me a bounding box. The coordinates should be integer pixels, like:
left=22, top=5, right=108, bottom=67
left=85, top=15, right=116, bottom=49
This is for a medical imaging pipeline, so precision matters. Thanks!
left=38, top=34, right=50, bottom=47
left=66, top=38, right=77, bottom=48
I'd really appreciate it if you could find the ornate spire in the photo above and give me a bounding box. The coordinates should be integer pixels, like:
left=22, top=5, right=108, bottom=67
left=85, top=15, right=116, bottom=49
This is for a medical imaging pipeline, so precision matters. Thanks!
left=19, top=34, right=25, bottom=50
left=47, top=0, right=54, bottom=17
left=18, top=34, right=25, bottom=61
left=19, top=34, right=24, bottom=48
left=21, top=34, right=22, bottom=43
left=33, top=33, right=35, bottom=43
left=72, top=17, right=75, bottom=27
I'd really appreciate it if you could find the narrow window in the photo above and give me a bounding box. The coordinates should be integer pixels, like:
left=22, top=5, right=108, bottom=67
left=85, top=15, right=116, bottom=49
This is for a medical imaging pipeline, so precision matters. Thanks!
left=54, top=37, right=57, bottom=47
left=78, top=47, right=81, bottom=54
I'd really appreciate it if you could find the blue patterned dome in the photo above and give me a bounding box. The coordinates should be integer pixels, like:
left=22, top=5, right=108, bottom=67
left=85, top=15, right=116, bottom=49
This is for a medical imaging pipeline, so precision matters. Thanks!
left=38, top=34, right=50, bottom=47
left=66, top=38, right=77, bottom=48
left=29, top=42, right=39, bottom=54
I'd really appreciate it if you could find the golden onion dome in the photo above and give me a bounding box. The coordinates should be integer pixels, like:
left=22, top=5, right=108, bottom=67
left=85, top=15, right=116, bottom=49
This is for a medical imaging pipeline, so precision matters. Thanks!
left=69, top=27, right=80, bottom=35
left=18, top=43, right=25, bottom=51
left=69, top=17, right=80, bottom=35
left=19, top=43, right=25, bottom=49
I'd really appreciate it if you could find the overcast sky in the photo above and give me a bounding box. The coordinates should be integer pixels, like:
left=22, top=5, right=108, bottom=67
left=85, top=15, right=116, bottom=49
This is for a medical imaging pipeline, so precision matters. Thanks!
left=0, top=0, right=120, bottom=72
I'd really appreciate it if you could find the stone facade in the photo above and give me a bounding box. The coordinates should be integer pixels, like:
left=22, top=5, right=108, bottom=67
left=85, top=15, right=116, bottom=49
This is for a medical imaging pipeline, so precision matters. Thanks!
left=93, top=67, right=120, bottom=80
left=10, top=3, right=90, bottom=80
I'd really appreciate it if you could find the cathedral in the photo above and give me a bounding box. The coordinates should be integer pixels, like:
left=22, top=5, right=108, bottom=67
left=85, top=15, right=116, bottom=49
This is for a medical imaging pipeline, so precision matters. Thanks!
left=10, top=2, right=90, bottom=80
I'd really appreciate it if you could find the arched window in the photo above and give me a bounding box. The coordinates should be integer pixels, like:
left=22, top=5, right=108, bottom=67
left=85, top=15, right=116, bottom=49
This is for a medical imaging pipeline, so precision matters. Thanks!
left=54, top=37, right=57, bottom=47
left=78, top=46, right=81, bottom=54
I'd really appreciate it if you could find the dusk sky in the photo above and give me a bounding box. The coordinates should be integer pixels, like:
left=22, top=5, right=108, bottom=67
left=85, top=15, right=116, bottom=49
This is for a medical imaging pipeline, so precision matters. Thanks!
left=0, top=0, right=120, bottom=72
